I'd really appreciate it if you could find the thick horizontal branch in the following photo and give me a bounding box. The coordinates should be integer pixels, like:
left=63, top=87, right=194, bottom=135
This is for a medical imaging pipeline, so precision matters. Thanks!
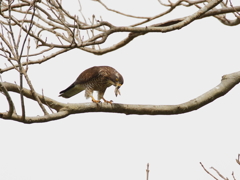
left=0, top=82, right=65, bottom=112
left=1, top=71, right=240, bottom=123
left=79, top=4, right=240, bottom=55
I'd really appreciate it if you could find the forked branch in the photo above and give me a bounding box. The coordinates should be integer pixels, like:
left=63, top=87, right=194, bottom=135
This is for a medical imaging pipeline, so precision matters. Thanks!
left=200, top=154, right=240, bottom=180
left=1, top=0, right=240, bottom=72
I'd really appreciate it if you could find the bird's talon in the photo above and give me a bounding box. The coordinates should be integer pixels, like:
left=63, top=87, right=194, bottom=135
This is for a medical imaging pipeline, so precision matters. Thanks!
left=107, top=100, right=113, bottom=104
left=103, top=99, right=113, bottom=104
left=92, top=99, right=100, bottom=103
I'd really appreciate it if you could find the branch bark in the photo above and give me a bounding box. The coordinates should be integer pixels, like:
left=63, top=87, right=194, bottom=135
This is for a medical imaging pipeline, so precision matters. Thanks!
left=1, top=71, right=240, bottom=123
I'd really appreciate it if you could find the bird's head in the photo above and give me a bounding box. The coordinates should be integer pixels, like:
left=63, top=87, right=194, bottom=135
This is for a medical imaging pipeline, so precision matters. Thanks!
left=109, top=72, right=124, bottom=97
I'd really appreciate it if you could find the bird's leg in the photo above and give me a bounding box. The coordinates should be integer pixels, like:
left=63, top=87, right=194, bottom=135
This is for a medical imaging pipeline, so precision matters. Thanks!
left=98, top=91, right=112, bottom=104
left=91, top=96, right=101, bottom=103
left=102, top=97, right=113, bottom=104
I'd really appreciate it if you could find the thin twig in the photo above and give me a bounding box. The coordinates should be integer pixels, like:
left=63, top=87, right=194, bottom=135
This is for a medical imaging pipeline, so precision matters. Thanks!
left=229, top=0, right=240, bottom=17
left=211, top=167, right=227, bottom=180
left=42, top=89, right=54, bottom=114
left=0, top=48, right=71, bottom=74
left=200, top=162, right=219, bottom=180
left=25, top=37, right=30, bottom=72
left=232, top=172, right=236, bottom=180
left=0, top=77, right=15, bottom=118
left=146, top=163, right=150, bottom=180
left=94, top=0, right=149, bottom=19
left=7, top=0, right=26, bottom=120
left=236, top=154, right=240, bottom=165
left=22, top=67, right=49, bottom=115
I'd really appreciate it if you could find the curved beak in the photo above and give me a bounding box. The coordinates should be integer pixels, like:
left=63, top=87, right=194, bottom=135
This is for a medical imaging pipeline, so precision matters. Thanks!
left=114, top=83, right=122, bottom=97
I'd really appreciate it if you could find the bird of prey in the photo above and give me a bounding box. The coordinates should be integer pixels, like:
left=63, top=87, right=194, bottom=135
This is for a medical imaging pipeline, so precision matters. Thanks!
left=59, top=66, right=124, bottom=103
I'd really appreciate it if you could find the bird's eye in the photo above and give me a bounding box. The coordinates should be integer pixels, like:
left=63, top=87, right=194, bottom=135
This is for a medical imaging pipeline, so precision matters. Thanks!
left=116, top=78, right=119, bottom=81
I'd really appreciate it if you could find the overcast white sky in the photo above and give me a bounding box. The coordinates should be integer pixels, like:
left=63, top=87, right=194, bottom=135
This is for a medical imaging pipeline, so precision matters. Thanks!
left=1, top=0, right=240, bottom=180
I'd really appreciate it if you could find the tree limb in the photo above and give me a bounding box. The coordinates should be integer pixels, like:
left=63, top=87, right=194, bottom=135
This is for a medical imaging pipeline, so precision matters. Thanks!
left=1, top=71, right=240, bottom=123
left=0, top=48, right=71, bottom=73
left=1, top=0, right=239, bottom=68
left=200, top=162, right=219, bottom=180
left=0, top=81, right=15, bottom=118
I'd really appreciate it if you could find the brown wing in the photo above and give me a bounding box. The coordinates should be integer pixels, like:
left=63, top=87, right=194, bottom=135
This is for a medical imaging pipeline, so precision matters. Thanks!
left=59, top=66, right=101, bottom=98
left=59, top=83, right=85, bottom=98
left=59, top=66, right=122, bottom=99
left=74, top=66, right=113, bottom=85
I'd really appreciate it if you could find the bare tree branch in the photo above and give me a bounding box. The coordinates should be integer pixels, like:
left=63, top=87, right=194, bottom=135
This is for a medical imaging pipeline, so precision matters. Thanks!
left=1, top=71, right=240, bottom=123
left=0, top=48, right=71, bottom=73
left=201, top=153, right=240, bottom=180
left=235, top=154, right=240, bottom=165
left=146, top=163, right=150, bottom=180
left=6, top=0, right=27, bottom=120
left=22, top=67, right=49, bottom=115
left=93, top=0, right=150, bottom=20
left=0, top=80, right=15, bottom=118
left=210, top=167, right=228, bottom=180
left=0, top=0, right=239, bottom=70
left=232, top=172, right=237, bottom=180
left=200, top=162, right=219, bottom=180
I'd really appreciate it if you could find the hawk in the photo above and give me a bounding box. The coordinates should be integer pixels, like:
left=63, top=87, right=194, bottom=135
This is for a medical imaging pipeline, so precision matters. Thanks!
left=59, top=66, right=124, bottom=103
